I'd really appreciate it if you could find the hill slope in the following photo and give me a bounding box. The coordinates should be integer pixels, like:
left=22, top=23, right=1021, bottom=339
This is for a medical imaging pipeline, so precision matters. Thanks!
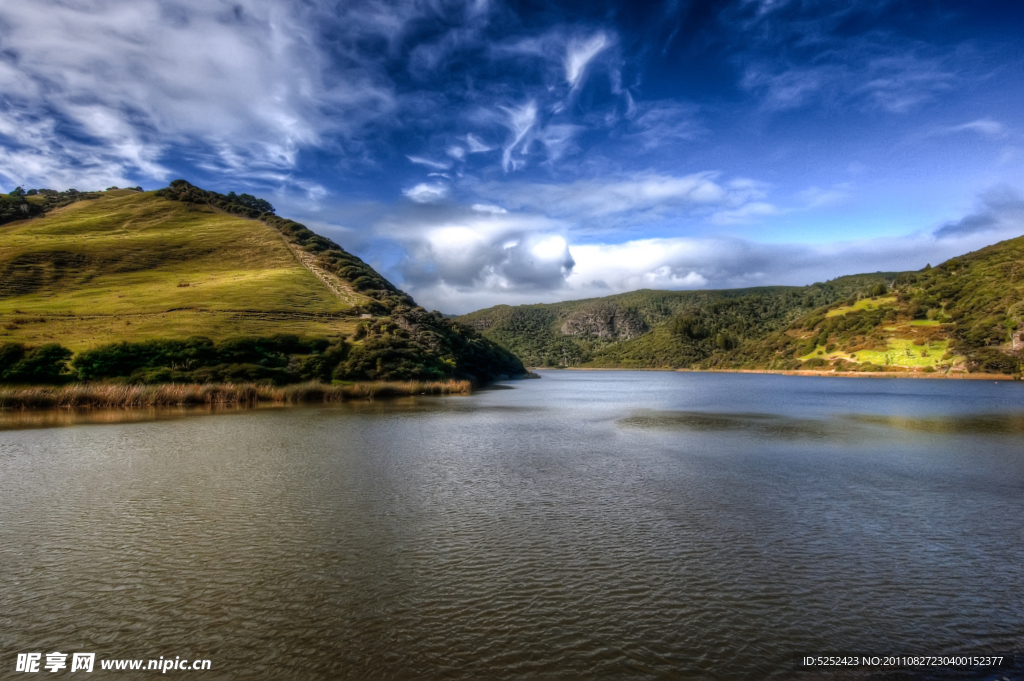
left=715, top=235, right=1024, bottom=375
left=459, top=235, right=1024, bottom=375
left=0, top=189, right=361, bottom=349
left=457, top=274, right=895, bottom=368
left=0, top=182, right=524, bottom=384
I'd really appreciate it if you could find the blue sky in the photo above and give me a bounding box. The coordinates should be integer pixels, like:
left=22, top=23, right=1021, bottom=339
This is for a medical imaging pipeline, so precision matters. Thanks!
left=1, top=0, right=1023, bottom=313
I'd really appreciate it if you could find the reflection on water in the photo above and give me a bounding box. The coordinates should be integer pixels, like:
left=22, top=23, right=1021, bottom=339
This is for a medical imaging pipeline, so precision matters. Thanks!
left=619, top=409, right=844, bottom=440
left=619, top=408, right=1024, bottom=442
left=0, top=403, right=265, bottom=431
left=849, top=412, right=1024, bottom=435
left=1, top=371, right=1023, bottom=680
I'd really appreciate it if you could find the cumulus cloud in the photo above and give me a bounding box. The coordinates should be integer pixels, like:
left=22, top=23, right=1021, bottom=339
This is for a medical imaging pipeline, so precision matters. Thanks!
left=377, top=206, right=575, bottom=303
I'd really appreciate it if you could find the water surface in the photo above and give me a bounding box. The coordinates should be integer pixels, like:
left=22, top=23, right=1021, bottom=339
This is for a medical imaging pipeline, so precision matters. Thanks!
left=2, top=372, right=1023, bottom=679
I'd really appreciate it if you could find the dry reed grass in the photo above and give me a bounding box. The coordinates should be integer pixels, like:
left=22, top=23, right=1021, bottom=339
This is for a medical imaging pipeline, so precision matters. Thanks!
left=0, top=380, right=471, bottom=410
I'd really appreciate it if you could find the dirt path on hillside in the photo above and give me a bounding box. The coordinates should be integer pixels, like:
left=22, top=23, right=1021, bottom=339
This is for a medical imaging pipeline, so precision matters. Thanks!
left=279, top=236, right=364, bottom=306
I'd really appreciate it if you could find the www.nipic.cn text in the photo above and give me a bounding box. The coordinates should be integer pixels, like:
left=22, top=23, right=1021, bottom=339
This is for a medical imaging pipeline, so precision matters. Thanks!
left=15, top=653, right=211, bottom=673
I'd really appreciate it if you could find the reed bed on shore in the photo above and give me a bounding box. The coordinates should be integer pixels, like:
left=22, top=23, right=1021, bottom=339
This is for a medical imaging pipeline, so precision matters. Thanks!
left=0, top=380, right=471, bottom=410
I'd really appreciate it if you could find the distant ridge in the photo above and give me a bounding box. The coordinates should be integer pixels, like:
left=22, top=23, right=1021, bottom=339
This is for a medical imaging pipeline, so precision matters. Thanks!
left=458, top=236, right=1024, bottom=376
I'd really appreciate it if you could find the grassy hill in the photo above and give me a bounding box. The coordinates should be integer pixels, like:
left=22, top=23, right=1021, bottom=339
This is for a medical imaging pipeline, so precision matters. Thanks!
left=0, top=189, right=361, bottom=350
left=459, top=235, right=1024, bottom=376
left=0, top=182, right=524, bottom=385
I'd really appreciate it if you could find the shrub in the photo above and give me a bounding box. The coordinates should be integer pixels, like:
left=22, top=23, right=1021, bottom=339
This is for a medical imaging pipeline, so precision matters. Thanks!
left=970, top=348, right=1018, bottom=375
left=0, top=343, right=72, bottom=384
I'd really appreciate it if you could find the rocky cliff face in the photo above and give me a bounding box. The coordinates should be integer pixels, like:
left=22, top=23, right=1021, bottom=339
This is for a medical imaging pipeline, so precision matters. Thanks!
left=559, top=307, right=648, bottom=340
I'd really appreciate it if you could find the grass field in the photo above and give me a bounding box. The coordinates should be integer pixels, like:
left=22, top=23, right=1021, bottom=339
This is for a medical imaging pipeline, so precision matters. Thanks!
left=851, top=338, right=952, bottom=368
left=825, top=295, right=898, bottom=317
left=799, top=336, right=958, bottom=370
left=0, top=191, right=364, bottom=350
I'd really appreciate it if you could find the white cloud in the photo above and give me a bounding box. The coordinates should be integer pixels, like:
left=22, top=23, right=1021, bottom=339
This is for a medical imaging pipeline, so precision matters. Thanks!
left=931, top=118, right=1005, bottom=137
left=472, top=203, right=508, bottom=213
left=403, top=182, right=450, bottom=203
left=796, top=185, right=851, bottom=209
left=407, top=155, right=452, bottom=170
left=465, top=133, right=495, bottom=153
left=0, top=0, right=396, bottom=188
left=500, top=100, right=538, bottom=171
left=710, top=201, right=781, bottom=224
left=478, top=172, right=732, bottom=218
left=565, top=33, right=610, bottom=88
left=372, top=204, right=575, bottom=309
left=740, top=38, right=958, bottom=114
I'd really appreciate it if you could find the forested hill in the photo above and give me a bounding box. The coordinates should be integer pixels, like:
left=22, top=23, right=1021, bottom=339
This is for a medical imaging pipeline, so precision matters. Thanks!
left=457, top=274, right=895, bottom=368
left=0, top=181, right=524, bottom=385
left=712, top=234, right=1024, bottom=375
left=459, top=234, right=1024, bottom=376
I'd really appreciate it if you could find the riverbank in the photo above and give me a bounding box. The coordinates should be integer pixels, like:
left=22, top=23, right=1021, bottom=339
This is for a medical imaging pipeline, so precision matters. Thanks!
left=546, top=367, right=1019, bottom=380
left=0, top=380, right=471, bottom=410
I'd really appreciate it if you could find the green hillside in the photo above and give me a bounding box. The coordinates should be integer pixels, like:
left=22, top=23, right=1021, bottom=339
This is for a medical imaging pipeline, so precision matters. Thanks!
left=715, top=235, right=1024, bottom=375
left=459, top=235, right=1024, bottom=376
left=0, top=188, right=360, bottom=349
left=0, top=181, right=524, bottom=385
left=457, top=274, right=895, bottom=368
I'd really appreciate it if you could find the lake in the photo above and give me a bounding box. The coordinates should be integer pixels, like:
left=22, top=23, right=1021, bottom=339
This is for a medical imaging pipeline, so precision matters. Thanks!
left=2, top=371, right=1023, bottom=679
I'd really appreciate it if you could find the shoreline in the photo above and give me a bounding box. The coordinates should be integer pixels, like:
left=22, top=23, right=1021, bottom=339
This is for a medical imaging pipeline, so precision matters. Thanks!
left=0, top=380, right=472, bottom=411
left=538, top=367, right=1019, bottom=380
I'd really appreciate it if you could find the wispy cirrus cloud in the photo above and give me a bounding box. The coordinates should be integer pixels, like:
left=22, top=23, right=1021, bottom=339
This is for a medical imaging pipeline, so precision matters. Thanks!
left=474, top=172, right=774, bottom=224
left=740, top=45, right=958, bottom=114
left=0, top=0, right=397, bottom=189
left=930, top=118, right=1006, bottom=138
left=565, top=33, right=611, bottom=89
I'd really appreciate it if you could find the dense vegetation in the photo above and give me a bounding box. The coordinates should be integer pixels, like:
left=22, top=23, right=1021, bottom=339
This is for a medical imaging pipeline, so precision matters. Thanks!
left=459, top=275, right=895, bottom=368
left=0, top=192, right=41, bottom=225
left=721, top=236, right=1024, bottom=375
left=2, top=320, right=523, bottom=385
left=0, top=343, right=72, bottom=384
left=1, top=186, right=112, bottom=226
